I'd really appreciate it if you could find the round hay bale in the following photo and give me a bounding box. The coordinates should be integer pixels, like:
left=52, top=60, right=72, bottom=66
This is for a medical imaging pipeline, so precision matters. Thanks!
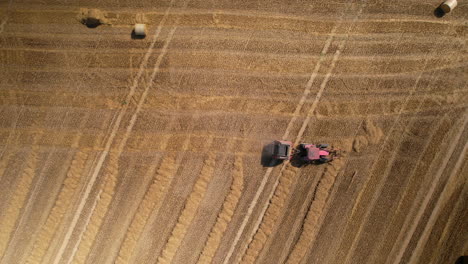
left=441, top=0, right=457, bottom=13
left=134, top=24, right=146, bottom=36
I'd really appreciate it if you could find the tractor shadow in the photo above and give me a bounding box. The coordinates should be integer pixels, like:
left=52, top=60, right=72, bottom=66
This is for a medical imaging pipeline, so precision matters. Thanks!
left=261, top=143, right=283, bottom=167
left=455, top=256, right=468, bottom=264
left=289, top=155, right=323, bottom=168
left=290, top=155, right=306, bottom=168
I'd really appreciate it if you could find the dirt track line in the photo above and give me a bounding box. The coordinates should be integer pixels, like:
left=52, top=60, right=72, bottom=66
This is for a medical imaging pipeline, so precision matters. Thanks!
left=340, top=42, right=445, bottom=264
left=340, top=21, right=460, bottom=263
left=115, top=156, right=177, bottom=264
left=363, top=39, right=461, bottom=263
left=50, top=5, right=174, bottom=264
left=64, top=25, right=180, bottom=264
left=0, top=149, right=15, bottom=183
left=429, top=177, right=468, bottom=262
left=240, top=47, right=346, bottom=263
left=392, top=111, right=468, bottom=264
left=248, top=9, right=362, bottom=258
left=294, top=48, right=345, bottom=145
left=363, top=114, right=448, bottom=264
left=282, top=27, right=336, bottom=139
left=0, top=107, right=22, bottom=161
left=67, top=153, right=118, bottom=264
left=196, top=155, right=244, bottom=263
left=157, top=154, right=216, bottom=264
left=232, top=6, right=358, bottom=260
left=221, top=18, right=341, bottom=264
left=280, top=7, right=365, bottom=263
left=369, top=115, right=456, bottom=263
left=0, top=0, right=13, bottom=34
left=408, top=128, right=468, bottom=263
left=252, top=4, right=369, bottom=263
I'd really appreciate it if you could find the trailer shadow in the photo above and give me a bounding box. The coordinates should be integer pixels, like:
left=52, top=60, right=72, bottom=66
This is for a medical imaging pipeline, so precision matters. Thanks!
left=131, top=29, right=146, bottom=39
left=261, top=143, right=283, bottom=167
left=434, top=6, right=446, bottom=18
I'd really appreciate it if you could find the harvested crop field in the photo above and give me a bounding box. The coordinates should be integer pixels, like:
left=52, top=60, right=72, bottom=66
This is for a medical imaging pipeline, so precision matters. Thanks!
left=0, top=0, right=467, bottom=263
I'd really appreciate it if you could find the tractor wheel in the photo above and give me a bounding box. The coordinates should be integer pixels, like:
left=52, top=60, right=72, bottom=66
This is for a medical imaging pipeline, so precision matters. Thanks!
left=319, top=157, right=329, bottom=163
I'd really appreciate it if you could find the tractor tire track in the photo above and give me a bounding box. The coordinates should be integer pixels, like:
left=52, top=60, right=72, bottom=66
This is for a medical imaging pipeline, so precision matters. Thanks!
left=0, top=108, right=22, bottom=161
left=0, top=150, right=14, bottom=183
left=392, top=110, right=468, bottom=264
left=157, top=154, right=216, bottom=264
left=237, top=36, right=351, bottom=264
left=68, top=25, right=179, bottom=262
left=221, top=5, right=347, bottom=261
left=408, top=130, right=468, bottom=264
left=235, top=3, right=363, bottom=262
left=338, top=22, right=461, bottom=264
left=115, top=156, right=178, bottom=264
left=306, top=19, right=414, bottom=263
left=0, top=0, right=13, bottom=34
left=52, top=5, right=177, bottom=263
left=68, top=153, right=119, bottom=264
left=196, top=155, right=244, bottom=264
left=362, top=41, right=462, bottom=263
left=362, top=114, right=448, bottom=264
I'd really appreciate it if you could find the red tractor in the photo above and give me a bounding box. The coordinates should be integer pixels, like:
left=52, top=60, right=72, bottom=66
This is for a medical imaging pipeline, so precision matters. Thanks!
left=272, top=141, right=338, bottom=164
left=296, top=143, right=338, bottom=164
